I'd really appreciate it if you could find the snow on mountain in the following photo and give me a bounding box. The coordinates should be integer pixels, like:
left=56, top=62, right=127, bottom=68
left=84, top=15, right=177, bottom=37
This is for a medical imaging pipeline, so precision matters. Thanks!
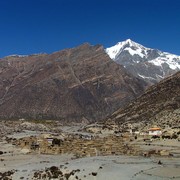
left=6, top=54, right=29, bottom=58
left=5, top=53, right=47, bottom=58
left=106, top=39, right=149, bottom=59
left=106, top=39, right=180, bottom=84
left=149, top=52, right=180, bottom=70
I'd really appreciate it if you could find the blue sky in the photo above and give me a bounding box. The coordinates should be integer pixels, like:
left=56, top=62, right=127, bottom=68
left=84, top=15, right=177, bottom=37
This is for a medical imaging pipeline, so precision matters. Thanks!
left=0, top=0, right=180, bottom=57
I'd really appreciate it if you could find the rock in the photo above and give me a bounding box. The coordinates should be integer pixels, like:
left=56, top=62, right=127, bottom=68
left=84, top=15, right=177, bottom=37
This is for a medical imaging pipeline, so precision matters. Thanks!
left=158, top=160, right=162, bottom=165
left=92, top=172, right=97, bottom=176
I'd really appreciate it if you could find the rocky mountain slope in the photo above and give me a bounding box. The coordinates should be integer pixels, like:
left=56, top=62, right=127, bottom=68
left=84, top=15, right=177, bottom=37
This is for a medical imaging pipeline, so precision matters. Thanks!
left=106, top=39, right=180, bottom=85
left=0, top=43, right=146, bottom=122
left=108, top=71, right=180, bottom=127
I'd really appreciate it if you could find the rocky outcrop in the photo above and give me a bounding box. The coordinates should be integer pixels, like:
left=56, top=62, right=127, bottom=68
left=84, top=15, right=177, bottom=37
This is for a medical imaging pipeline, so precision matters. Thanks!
left=108, top=71, right=180, bottom=127
left=0, top=43, right=146, bottom=122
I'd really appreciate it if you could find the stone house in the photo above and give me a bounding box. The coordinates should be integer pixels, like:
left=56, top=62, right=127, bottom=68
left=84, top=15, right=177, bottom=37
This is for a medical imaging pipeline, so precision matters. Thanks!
left=148, top=127, right=162, bottom=136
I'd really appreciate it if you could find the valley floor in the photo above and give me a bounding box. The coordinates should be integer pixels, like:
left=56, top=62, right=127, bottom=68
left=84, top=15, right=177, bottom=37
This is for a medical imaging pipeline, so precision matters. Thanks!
left=0, top=121, right=180, bottom=180
left=0, top=143, right=180, bottom=180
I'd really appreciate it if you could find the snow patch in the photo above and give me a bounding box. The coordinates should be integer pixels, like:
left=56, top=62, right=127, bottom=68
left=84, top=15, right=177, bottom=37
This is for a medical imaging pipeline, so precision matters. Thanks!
left=125, top=47, right=145, bottom=58
left=138, top=74, right=156, bottom=80
left=6, top=54, right=28, bottom=58
left=149, top=56, right=180, bottom=70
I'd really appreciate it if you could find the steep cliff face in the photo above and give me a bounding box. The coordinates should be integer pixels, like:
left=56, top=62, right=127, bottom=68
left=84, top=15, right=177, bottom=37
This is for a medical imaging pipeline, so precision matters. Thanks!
left=0, top=43, right=146, bottom=122
left=108, top=71, right=180, bottom=127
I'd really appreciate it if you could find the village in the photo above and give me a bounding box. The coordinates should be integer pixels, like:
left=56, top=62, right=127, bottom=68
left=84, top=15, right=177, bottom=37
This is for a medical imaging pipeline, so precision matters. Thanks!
left=2, top=120, right=180, bottom=159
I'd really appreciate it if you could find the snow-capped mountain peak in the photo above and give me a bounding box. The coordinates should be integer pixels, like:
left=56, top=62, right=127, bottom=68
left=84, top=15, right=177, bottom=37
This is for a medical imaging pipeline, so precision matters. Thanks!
left=106, top=39, right=150, bottom=59
left=106, top=39, right=180, bottom=84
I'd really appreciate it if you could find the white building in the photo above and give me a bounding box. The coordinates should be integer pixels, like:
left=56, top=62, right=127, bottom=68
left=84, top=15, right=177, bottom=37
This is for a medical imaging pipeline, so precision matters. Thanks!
left=148, top=127, right=162, bottom=136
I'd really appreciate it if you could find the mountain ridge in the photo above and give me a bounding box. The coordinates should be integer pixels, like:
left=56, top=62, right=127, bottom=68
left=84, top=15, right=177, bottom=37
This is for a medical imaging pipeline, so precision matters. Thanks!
left=0, top=43, right=146, bottom=122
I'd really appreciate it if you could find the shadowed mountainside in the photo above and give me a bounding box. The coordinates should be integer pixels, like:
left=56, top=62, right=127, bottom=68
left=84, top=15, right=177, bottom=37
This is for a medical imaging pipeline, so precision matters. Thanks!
left=107, top=71, right=180, bottom=127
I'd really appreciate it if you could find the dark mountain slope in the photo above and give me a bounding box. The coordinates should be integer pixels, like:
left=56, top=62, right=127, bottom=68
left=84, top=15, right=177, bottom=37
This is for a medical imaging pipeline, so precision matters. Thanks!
left=108, top=71, right=180, bottom=127
left=0, top=43, right=146, bottom=123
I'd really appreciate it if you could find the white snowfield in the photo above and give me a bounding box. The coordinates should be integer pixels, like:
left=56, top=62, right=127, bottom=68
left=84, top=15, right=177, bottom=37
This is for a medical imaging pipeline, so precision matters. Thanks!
left=106, top=39, right=148, bottom=59
left=149, top=53, right=180, bottom=70
left=106, top=39, right=180, bottom=70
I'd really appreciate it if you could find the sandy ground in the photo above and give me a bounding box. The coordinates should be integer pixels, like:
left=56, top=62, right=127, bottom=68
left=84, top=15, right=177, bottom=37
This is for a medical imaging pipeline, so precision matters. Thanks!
left=7, top=130, right=42, bottom=139
left=0, top=129, right=180, bottom=180
left=0, top=142, right=180, bottom=180
left=131, top=139, right=180, bottom=157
